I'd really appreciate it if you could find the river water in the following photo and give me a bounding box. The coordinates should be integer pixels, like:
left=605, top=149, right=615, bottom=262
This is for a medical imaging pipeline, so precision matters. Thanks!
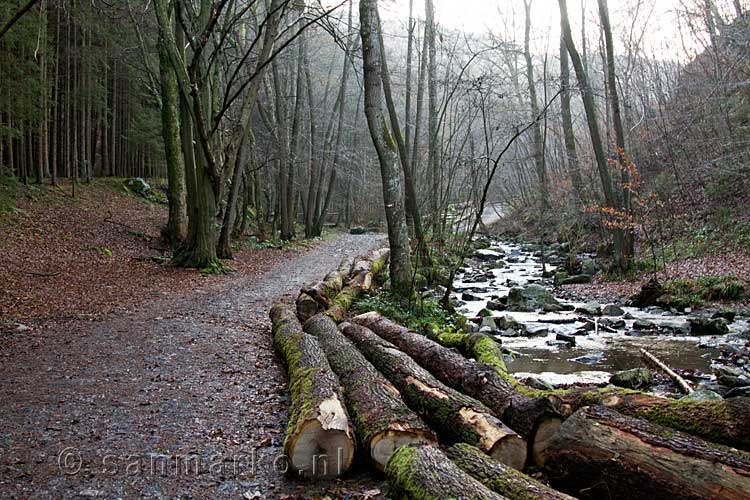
left=452, top=240, right=750, bottom=388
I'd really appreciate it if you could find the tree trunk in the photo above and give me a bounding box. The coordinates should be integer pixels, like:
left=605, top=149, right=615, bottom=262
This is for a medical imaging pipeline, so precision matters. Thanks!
left=447, top=443, right=575, bottom=500
left=359, top=0, right=413, bottom=295
left=351, top=312, right=562, bottom=462
left=542, top=405, right=750, bottom=500
left=269, top=304, right=355, bottom=479
left=158, top=42, right=187, bottom=250
left=559, top=35, right=584, bottom=204
left=341, top=322, right=527, bottom=469
left=304, top=314, right=436, bottom=470
left=385, top=444, right=506, bottom=500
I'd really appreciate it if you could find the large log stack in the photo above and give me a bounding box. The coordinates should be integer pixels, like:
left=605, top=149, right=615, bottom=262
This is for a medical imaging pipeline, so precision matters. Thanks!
left=269, top=304, right=355, bottom=479
left=304, top=313, right=437, bottom=470
left=352, top=311, right=563, bottom=462
left=341, top=322, right=528, bottom=470
left=267, top=248, right=750, bottom=499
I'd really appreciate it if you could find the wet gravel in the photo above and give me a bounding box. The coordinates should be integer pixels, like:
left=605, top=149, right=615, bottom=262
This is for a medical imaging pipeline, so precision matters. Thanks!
left=0, top=233, right=385, bottom=499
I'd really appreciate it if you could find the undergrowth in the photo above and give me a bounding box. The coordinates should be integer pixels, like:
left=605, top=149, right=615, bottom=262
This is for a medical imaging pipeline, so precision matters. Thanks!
left=355, top=292, right=466, bottom=339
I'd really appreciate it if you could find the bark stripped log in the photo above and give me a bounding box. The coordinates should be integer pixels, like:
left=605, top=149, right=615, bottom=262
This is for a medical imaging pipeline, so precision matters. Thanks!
left=553, top=388, right=750, bottom=451
left=352, top=312, right=562, bottom=463
left=447, top=443, right=576, bottom=500
left=385, top=444, right=507, bottom=500
left=304, top=314, right=437, bottom=470
left=541, top=405, right=750, bottom=500
left=269, top=304, right=355, bottom=478
left=341, top=322, right=527, bottom=469
left=640, top=347, right=694, bottom=394
left=325, top=248, right=389, bottom=322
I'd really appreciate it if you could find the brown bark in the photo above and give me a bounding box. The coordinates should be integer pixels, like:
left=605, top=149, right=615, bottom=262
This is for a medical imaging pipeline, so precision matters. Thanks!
left=542, top=405, right=750, bottom=500
left=385, top=444, right=506, bottom=500
left=554, top=388, right=750, bottom=451
left=304, top=314, right=436, bottom=470
left=269, top=304, right=355, bottom=479
left=340, top=322, right=527, bottom=469
left=351, top=312, right=563, bottom=458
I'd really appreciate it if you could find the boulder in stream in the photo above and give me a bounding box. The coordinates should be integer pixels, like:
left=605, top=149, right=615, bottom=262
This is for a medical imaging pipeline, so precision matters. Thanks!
left=571, top=352, right=604, bottom=365
left=689, top=317, right=730, bottom=336
left=474, top=249, right=504, bottom=262
left=575, top=303, right=602, bottom=316
left=602, top=304, right=625, bottom=316
left=681, top=389, right=724, bottom=402
left=506, top=284, right=561, bottom=312
left=725, top=386, right=750, bottom=398
left=558, top=274, right=593, bottom=285
left=610, top=368, right=653, bottom=389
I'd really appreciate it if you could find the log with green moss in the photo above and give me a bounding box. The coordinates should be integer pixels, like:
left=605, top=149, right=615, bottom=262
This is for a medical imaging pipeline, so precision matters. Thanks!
left=352, top=312, right=563, bottom=462
left=341, top=322, right=527, bottom=469
left=447, top=443, right=575, bottom=500
left=304, top=314, right=437, bottom=471
left=385, top=444, right=507, bottom=500
left=269, top=304, right=355, bottom=479
left=438, top=326, right=750, bottom=452
left=552, top=387, right=750, bottom=451
left=541, top=405, right=750, bottom=500
left=325, top=248, right=390, bottom=322
left=302, top=256, right=354, bottom=307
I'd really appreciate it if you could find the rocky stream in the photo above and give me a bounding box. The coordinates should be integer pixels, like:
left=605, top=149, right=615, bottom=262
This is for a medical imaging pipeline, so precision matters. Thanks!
left=451, top=240, right=750, bottom=398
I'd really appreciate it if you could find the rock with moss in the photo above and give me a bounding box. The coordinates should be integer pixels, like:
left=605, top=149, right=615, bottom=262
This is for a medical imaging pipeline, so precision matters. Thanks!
left=507, top=284, right=561, bottom=312
left=610, top=368, right=654, bottom=390
left=349, top=226, right=367, bottom=235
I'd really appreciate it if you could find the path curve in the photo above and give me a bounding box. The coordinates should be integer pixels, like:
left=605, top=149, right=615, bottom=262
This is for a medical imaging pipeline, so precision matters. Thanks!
left=0, top=233, right=385, bottom=499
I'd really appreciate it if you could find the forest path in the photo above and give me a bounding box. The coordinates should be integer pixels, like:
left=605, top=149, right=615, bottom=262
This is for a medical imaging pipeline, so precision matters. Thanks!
left=0, top=233, right=386, bottom=499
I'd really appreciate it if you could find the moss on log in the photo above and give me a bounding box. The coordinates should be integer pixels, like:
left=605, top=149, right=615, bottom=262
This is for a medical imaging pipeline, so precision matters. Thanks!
left=269, top=304, right=355, bottom=478
left=303, top=257, right=354, bottom=307
left=447, top=443, right=575, bottom=500
left=304, top=314, right=437, bottom=470
left=352, top=312, right=562, bottom=463
left=341, top=322, right=527, bottom=469
left=542, top=405, right=750, bottom=500
left=325, top=248, right=390, bottom=322
left=385, top=444, right=506, bottom=500
left=554, top=387, right=750, bottom=451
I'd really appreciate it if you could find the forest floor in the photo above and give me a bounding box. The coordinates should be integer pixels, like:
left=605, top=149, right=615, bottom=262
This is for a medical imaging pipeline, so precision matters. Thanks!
left=0, top=180, right=387, bottom=499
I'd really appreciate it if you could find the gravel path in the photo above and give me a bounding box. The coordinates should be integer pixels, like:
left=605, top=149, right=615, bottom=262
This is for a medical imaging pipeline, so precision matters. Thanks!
left=0, top=233, right=386, bottom=499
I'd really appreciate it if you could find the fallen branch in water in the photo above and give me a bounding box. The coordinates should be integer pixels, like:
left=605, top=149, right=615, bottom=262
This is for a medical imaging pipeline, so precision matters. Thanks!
left=640, top=348, right=694, bottom=394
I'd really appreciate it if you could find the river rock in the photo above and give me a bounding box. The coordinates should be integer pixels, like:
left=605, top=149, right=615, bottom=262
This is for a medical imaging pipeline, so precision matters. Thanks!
left=479, top=316, right=497, bottom=332
left=681, top=389, right=724, bottom=401
left=718, top=374, right=750, bottom=388
left=600, top=318, right=626, bottom=329
left=461, top=292, right=482, bottom=302
left=506, top=284, right=561, bottom=312
left=689, top=317, right=729, bottom=336
left=556, top=333, right=576, bottom=345
left=486, top=300, right=505, bottom=312
left=571, top=352, right=604, bottom=365
left=725, top=386, right=750, bottom=398
left=525, top=377, right=554, bottom=391
left=558, top=274, right=593, bottom=285
left=546, top=340, right=573, bottom=347
left=576, top=303, right=602, bottom=316
left=610, top=368, right=653, bottom=389
left=581, top=258, right=599, bottom=276
left=712, top=309, right=737, bottom=322
left=527, top=325, right=550, bottom=337
left=474, top=249, right=504, bottom=261
left=602, top=304, right=625, bottom=316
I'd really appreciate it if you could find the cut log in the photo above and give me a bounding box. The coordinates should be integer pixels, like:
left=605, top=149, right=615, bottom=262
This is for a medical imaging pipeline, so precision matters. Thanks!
left=269, top=304, right=355, bottom=479
left=296, top=291, right=322, bottom=323
left=304, top=314, right=437, bottom=470
left=352, top=312, right=562, bottom=463
left=541, top=405, right=750, bottom=500
left=553, top=387, right=750, bottom=451
left=640, top=347, right=694, bottom=394
left=302, top=257, right=354, bottom=307
left=447, top=443, right=576, bottom=500
left=385, top=444, right=507, bottom=500
left=340, top=322, right=527, bottom=469
left=325, top=248, right=389, bottom=322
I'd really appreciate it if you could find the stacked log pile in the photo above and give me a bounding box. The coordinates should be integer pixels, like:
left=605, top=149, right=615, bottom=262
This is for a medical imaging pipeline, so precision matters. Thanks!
left=267, top=250, right=750, bottom=499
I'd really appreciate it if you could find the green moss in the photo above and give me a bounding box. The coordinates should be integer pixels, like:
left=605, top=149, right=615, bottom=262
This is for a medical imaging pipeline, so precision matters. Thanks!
left=385, top=446, right=454, bottom=500
left=381, top=117, right=397, bottom=152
